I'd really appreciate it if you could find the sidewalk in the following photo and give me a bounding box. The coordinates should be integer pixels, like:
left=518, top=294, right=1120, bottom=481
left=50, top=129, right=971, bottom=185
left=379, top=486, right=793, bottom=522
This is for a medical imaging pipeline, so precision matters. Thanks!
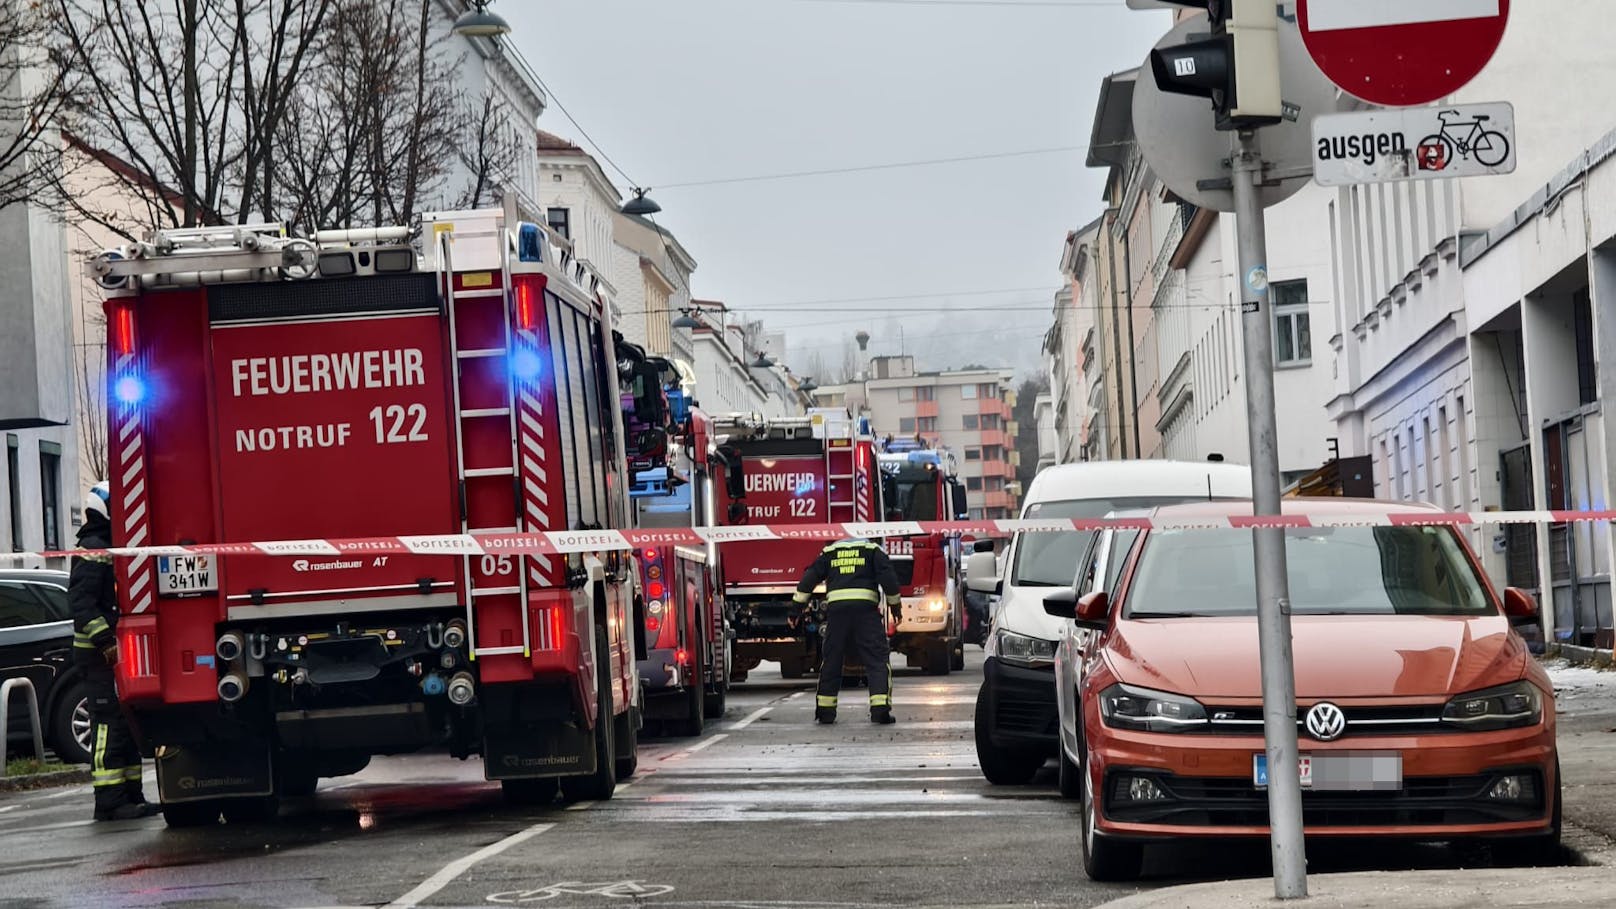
left=1093, top=866, right=1611, bottom=908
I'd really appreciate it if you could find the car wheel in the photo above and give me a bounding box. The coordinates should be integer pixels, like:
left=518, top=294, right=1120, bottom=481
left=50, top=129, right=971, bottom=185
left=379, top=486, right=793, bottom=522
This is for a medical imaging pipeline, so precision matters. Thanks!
left=1080, top=757, right=1143, bottom=881
left=50, top=680, right=93, bottom=765
left=1057, top=745, right=1083, bottom=800
left=973, top=684, right=1044, bottom=785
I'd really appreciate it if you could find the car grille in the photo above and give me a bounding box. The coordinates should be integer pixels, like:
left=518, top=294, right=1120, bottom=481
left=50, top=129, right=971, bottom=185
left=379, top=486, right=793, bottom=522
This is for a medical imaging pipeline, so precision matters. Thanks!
left=996, top=695, right=1058, bottom=736
left=1200, top=703, right=1452, bottom=739
left=1104, top=769, right=1545, bottom=828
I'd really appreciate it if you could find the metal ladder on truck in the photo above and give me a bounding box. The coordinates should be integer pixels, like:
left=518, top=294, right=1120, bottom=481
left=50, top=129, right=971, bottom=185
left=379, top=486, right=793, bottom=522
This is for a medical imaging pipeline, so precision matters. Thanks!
left=438, top=221, right=531, bottom=661
left=825, top=437, right=858, bottom=525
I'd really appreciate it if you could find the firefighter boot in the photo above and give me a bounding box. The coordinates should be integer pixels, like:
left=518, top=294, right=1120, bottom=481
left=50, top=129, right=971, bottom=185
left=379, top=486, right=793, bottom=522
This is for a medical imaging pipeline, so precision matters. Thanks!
left=870, top=706, right=895, bottom=725
left=95, top=802, right=160, bottom=821
left=814, top=706, right=837, bottom=725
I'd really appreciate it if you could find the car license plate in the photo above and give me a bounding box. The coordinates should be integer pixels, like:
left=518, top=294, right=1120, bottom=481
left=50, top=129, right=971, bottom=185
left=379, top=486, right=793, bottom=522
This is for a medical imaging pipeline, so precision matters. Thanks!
left=157, top=554, right=217, bottom=596
left=1255, top=751, right=1402, bottom=791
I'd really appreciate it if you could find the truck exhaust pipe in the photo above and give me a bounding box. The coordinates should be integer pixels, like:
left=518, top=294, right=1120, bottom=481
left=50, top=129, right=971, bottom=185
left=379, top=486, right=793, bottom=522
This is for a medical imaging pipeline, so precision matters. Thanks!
left=218, top=673, right=249, bottom=703
left=445, top=672, right=476, bottom=706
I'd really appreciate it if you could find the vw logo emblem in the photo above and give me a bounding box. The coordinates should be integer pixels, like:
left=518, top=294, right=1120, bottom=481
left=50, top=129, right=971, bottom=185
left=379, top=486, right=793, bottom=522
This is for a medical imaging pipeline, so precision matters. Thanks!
left=1305, top=702, right=1347, bottom=742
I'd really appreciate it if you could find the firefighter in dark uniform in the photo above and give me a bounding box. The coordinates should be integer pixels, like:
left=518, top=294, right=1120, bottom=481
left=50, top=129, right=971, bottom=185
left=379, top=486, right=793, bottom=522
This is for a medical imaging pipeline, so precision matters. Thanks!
left=70, top=482, right=157, bottom=821
left=794, top=538, right=901, bottom=725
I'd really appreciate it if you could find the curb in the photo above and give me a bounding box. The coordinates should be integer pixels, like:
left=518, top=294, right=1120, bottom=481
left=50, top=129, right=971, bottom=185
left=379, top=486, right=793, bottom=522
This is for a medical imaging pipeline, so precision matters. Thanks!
left=1546, top=643, right=1615, bottom=668
left=0, top=768, right=90, bottom=793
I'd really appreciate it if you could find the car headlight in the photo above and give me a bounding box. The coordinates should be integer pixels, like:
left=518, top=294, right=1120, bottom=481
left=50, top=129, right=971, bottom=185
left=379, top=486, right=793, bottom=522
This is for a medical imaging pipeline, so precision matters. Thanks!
left=1441, top=680, right=1543, bottom=730
left=991, top=629, right=1057, bottom=667
left=1099, top=683, right=1209, bottom=733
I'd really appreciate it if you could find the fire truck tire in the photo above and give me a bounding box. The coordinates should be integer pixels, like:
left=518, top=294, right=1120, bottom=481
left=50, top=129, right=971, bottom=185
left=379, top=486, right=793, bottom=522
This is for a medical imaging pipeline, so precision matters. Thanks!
left=674, top=677, right=705, bottom=737
left=502, top=776, right=559, bottom=806
left=704, top=683, right=727, bottom=719
left=950, top=637, right=966, bottom=672
left=923, top=644, right=952, bottom=676
left=779, top=656, right=807, bottom=679
left=162, top=801, right=222, bottom=828
left=221, top=795, right=279, bottom=824
left=614, top=707, right=639, bottom=779
left=562, top=629, right=618, bottom=803
left=276, top=759, right=319, bottom=798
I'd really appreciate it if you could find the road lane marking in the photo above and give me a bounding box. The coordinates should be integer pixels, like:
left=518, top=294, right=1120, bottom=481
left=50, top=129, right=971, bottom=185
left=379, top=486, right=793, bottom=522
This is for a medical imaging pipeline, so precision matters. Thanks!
left=730, top=707, right=772, bottom=730
left=787, top=691, right=805, bottom=700
left=683, top=733, right=727, bottom=754
left=384, top=822, right=554, bottom=908
left=565, top=778, right=643, bottom=811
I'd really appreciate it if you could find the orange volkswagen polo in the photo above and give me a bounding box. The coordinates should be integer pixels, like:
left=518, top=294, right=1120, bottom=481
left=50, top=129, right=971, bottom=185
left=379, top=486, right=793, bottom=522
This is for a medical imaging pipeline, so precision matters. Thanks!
left=1046, top=499, right=1559, bottom=881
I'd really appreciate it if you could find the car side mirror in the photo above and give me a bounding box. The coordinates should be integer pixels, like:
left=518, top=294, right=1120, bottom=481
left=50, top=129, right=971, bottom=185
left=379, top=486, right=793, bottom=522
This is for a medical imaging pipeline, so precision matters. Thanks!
left=1043, top=588, right=1078, bottom=619
left=1503, top=587, right=1538, bottom=619
left=1074, top=591, right=1110, bottom=630
left=966, top=551, right=1000, bottom=594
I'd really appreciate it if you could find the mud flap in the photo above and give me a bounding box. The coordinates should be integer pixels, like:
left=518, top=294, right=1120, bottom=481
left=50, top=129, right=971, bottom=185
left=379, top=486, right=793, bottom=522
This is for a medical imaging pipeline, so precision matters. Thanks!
left=483, top=723, right=594, bottom=780
left=156, top=742, right=273, bottom=804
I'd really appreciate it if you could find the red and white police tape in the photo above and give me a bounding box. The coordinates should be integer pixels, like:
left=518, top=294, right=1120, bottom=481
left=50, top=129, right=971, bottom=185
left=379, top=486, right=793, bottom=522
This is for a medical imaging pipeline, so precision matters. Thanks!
left=4, top=510, right=1616, bottom=563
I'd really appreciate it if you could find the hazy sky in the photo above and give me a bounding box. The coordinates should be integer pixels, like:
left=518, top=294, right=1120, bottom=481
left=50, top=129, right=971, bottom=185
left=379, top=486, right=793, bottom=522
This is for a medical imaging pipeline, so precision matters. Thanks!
left=505, top=0, right=1170, bottom=379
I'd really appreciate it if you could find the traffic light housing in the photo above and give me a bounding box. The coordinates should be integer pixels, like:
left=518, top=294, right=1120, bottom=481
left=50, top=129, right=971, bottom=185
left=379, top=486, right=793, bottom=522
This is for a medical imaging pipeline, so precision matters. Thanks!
left=1147, top=0, right=1282, bottom=131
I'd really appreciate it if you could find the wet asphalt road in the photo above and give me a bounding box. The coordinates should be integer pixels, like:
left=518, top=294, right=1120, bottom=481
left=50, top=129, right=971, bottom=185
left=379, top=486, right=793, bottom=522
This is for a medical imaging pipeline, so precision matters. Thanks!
left=0, top=650, right=1581, bottom=909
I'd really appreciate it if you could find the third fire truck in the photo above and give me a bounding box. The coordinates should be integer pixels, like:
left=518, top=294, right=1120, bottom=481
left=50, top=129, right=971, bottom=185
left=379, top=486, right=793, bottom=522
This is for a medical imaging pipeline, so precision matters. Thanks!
left=878, top=445, right=968, bottom=675
left=89, top=209, right=641, bottom=824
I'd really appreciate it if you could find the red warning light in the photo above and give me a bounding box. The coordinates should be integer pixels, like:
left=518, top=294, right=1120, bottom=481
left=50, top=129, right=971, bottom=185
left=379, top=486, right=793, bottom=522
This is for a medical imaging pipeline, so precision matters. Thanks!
left=646, top=581, right=664, bottom=601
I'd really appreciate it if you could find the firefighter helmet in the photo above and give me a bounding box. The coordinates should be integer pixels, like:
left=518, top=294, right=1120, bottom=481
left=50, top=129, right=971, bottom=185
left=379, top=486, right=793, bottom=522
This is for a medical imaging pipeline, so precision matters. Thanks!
left=84, top=482, right=111, bottom=522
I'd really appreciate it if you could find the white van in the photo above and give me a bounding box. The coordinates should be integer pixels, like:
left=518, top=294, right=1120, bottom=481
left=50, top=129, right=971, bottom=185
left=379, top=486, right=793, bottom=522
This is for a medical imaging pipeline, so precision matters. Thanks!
left=966, top=460, right=1253, bottom=784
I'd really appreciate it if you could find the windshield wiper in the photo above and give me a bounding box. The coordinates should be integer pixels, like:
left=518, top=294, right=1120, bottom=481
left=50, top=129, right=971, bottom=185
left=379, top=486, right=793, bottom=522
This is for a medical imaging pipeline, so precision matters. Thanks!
left=1013, top=580, right=1063, bottom=588
left=1129, top=611, right=1213, bottom=619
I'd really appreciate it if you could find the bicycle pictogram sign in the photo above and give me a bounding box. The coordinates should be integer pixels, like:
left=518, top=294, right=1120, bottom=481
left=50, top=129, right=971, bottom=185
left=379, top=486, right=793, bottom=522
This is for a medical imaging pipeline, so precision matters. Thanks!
left=487, top=880, right=676, bottom=903
left=1417, top=109, right=1511, bottom=172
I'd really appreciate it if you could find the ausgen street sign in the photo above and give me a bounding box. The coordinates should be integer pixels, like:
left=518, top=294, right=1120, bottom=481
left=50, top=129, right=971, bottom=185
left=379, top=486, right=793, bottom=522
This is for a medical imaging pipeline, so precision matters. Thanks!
left=1311, top=102, right=1517, bottom=187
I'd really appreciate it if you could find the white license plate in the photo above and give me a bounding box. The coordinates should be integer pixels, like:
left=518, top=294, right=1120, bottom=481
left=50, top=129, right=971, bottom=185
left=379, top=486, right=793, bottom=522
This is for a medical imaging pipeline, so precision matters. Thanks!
left=157, top=554, right=218, bottom=596
left=1254, top=751, right=1403, bottom=791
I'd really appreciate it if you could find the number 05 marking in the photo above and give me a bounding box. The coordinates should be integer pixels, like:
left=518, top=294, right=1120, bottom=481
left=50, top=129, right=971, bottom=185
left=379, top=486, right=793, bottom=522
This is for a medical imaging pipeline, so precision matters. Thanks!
left=370, top=404, right=429, bottom=443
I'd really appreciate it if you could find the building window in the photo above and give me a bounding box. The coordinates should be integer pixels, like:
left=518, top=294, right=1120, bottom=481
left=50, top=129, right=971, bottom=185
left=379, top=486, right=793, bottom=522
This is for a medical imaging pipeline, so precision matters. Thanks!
left=962, top=414, right=979, bottom=430
left=39, top=442, right=61, bottom=552
left=917, top=417, right=937, bottom=433
left=898, top=386, right=915, bottom=402
left=981, top=383, right=997, bottom=399
left=1574, top=289, right=1596, bottom=405
left=546, top=207, right=571, bottom=240
left=1272, top=280, right=1311, bottom=366
left=964, top=447, right=981, bottom=460
left=968, top=508, right=985, bottom=520
left=899, top=417, right=916, bottom=433
left=917, top=386, right=935, bottom=402
left=966, top=477, right=983, bottom=491
left=6, top=435, right=20, bottom=552
left=960, top=384, right=978, bottom=400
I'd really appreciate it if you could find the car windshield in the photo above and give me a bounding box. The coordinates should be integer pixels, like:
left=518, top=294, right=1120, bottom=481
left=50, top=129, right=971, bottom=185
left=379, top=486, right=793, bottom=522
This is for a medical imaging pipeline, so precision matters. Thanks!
left=1126, top=526, right=1493, bottom=618
left=1010, top=497, right=1205, bottom=587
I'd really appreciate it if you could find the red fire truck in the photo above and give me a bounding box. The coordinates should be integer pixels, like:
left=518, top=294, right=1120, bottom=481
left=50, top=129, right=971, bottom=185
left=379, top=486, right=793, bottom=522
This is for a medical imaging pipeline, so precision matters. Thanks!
left=710, top=410, right=883, bottom=681
left=90, top=211, right=641, bottom=825
left=630, top=406, right=730, bottom=735
left=878, top=448, right=968, bottom=675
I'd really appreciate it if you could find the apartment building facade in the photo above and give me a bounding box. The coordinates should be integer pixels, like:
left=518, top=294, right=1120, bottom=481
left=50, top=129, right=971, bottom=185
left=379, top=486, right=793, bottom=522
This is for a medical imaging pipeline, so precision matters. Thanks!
left=861, top=357, right=1018, bottom=519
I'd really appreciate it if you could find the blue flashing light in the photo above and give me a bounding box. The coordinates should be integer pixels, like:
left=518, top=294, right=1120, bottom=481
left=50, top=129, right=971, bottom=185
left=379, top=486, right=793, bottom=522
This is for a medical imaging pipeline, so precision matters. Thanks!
left=114, top=375, right=147, bottom=405
left=511, top=348, right=543, bottom=382
left=517, top=223, right=545, bottom=263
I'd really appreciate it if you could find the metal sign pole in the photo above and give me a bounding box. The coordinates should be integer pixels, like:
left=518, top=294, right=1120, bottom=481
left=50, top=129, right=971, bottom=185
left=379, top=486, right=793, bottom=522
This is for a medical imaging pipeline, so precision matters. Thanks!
left=1230, top=128, right=1309, bottom=899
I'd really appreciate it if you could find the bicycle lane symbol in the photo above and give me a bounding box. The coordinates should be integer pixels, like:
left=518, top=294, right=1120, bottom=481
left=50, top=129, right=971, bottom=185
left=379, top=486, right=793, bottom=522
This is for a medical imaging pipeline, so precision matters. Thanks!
left=487, top=881, right=676, bottom=904
left=1417, top=109, right=1511, bottom=172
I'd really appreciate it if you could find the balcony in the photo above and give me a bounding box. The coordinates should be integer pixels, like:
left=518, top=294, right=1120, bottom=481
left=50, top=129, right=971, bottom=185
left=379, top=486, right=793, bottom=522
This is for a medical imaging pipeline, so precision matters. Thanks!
left=983, top=491, right=1016, bottom=510
left=915, top=399, right=939, bottom=419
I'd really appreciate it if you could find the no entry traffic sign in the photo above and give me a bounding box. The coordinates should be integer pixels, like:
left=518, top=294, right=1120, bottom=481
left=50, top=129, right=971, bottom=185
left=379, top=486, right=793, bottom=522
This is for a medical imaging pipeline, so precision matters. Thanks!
left=1298, top=0, right=1510, bottom=107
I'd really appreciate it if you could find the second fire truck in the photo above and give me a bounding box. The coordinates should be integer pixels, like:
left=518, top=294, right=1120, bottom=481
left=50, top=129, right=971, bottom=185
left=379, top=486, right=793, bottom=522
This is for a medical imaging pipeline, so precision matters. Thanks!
left=878, top=445, right=968, bottom=675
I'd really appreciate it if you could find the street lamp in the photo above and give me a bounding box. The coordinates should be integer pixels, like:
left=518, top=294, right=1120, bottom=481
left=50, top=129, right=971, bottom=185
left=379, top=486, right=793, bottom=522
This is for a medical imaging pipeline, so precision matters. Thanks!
left=671, top=309, right=702, bottom=330
left=621, top=188, right=662, bottom=216
left=453, top=1, right=511, bottom=37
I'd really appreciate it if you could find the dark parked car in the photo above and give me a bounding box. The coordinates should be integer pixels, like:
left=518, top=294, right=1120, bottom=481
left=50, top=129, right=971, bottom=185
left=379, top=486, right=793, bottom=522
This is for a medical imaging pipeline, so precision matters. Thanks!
left=1, top=569, right=92, bottom=764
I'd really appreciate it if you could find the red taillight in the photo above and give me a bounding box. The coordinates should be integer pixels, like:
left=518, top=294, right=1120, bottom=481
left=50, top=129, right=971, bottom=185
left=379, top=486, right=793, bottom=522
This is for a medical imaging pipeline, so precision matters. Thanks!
left=533, top=602, right=570, bottom=652
left=513, top=274, right=546, bottom=332
left=643, top=548, right=660, bottom=562
left=646, top=616, right=660, bottom=633
left=110, top=302, right=136, bottom=357
left=646, top=581, right=664, bottom=601
left=676, top=648, right=690, bottom=666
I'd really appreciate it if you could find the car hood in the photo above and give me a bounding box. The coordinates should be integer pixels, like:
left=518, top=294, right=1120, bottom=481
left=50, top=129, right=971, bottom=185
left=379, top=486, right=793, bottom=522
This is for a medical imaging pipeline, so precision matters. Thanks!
left=994, top=583, right=1069, bottom=642
left=1105, top=613, right=1527, bottom=699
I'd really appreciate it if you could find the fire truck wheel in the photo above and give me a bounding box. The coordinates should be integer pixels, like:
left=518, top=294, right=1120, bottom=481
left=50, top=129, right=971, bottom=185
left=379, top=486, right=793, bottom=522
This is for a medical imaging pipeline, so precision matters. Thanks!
left=703, top=683, right=727, bottom=720
left=950, top=639, right=966, bottom=672
left=562, top=629, right=618, bottom=803
left=221, top=795, right=279, bottom=824
left=924, top=644, right=952, bottom=676
left=162, top=801, right=222, bottom=828
left=674, top=677, right=705, bottom=737
left=779, top=656, right=807, bottom=679
left=501, top=776, right=559, bottom=806
left=614, top=706, right=640, bottom=779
